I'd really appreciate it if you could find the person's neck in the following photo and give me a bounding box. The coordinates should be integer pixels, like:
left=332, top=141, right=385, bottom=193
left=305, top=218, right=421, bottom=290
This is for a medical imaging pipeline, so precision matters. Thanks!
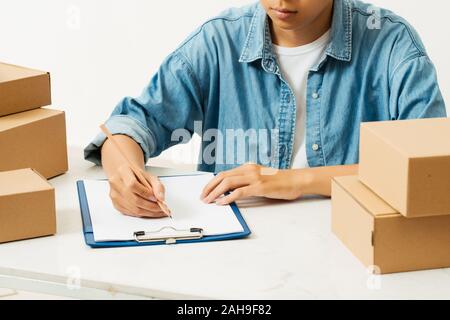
left=271, top=4, right=334, bottom=47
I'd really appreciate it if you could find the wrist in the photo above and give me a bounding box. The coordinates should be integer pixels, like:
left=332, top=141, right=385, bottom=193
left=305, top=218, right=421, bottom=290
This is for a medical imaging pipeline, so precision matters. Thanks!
left=101, top=136, right=145, bottom=177
left=297, top=168, right=316, bottom=195
left=295, top=165, right=359, bottom=197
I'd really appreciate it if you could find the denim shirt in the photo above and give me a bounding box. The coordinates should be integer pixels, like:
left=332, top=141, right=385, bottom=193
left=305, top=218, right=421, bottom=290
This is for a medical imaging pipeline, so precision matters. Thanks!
left=85, top=0, right=447, bottom=173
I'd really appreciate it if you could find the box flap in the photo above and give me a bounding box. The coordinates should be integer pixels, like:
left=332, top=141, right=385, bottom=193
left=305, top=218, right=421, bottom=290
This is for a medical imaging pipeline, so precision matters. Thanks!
left=0, top=62, right=48, bottom=83
left=361, top=118, right=450, bottom=158
left=0, top=62, right=47, bottom=83
left=0, top=168, right=53, bottom=197
left=0, top=108, right=63, bottom=132
left=333, top=176, right=398, bottom=217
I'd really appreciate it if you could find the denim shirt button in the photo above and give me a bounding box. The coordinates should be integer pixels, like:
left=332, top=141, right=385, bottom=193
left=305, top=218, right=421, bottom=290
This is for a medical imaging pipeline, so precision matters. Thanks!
left=312, top=92, right=320, bottom=100
left=312, top=143, right=320, bottom=151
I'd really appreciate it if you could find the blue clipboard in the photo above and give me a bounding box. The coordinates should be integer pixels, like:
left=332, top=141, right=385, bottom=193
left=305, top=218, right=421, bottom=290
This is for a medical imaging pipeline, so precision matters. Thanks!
left=76, top=178, right=251, bottom=248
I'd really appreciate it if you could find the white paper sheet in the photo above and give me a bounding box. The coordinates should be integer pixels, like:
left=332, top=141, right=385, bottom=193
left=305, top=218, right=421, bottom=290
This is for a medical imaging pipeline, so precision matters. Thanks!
left=83, top=173, right=244, bottom=242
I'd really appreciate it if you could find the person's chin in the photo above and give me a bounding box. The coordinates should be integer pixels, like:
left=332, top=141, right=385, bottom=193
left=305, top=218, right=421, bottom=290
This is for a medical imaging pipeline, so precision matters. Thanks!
left=271, top=17, right=302, bottom=30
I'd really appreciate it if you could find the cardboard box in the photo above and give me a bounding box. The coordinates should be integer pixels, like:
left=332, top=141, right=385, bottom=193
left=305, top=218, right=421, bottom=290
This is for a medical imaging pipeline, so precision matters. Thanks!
left=0, top=168, right=56, bottom=244
left=0, top=108, right=68, bottom=179
left=359, top=118, right=450, bottom=218
left=0, top=62, right=51, bottom=117
left=332, top=176, right=450, bottom=274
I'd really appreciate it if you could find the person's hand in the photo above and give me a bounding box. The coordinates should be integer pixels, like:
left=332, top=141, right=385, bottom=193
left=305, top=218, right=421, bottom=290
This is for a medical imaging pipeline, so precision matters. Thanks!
left=108, top=164, right=167, bottom=218
left=200, top=164, right=311, bottom=205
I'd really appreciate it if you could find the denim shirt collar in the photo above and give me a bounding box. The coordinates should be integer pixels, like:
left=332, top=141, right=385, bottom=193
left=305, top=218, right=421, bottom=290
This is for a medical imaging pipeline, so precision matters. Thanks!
left=239, top=0, right=353, bottom=68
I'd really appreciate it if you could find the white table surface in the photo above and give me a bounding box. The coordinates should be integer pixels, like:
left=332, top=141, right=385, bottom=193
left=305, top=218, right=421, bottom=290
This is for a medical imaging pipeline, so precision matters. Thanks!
left=1, top=146, right=450, bottom=300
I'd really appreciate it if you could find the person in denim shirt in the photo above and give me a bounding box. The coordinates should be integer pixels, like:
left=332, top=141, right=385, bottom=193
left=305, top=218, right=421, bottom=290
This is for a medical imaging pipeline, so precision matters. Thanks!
left=85, top=0, right=446, bottom=218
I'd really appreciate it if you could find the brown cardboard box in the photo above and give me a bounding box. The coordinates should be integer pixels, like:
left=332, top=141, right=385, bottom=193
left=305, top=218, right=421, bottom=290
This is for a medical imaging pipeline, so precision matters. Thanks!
left=0, top=108, right=68, bottom=179
left=0, top=62, right=51, bottom=117
left=359, top=118, right=450, bottom=218
left=332, top=176, right=450, bottom=274
left=0, top=168, right=56, bottom=244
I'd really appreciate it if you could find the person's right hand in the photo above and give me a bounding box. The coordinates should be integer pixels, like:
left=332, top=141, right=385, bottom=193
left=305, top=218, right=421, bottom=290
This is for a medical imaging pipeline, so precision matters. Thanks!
left=108, top=164, right=167, bottom=218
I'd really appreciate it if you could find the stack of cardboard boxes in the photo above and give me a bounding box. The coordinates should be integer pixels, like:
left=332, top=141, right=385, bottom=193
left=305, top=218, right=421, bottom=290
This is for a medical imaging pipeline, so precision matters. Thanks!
left=332, top=118, right=450, bottom=274
left=0, top=62, right=68, bottom=244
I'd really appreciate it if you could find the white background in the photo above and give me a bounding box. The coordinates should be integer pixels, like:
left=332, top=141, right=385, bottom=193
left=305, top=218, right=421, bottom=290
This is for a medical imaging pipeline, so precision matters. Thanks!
left=1, top=0, right=449, bottom=163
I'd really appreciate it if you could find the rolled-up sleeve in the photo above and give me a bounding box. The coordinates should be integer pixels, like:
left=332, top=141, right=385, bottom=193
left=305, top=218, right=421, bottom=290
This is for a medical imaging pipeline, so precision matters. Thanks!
left=84, top=49, right=204, bottom=166
left=84, top=115, right=156, bottom=166
left=389, top=54, right=447, bottom=120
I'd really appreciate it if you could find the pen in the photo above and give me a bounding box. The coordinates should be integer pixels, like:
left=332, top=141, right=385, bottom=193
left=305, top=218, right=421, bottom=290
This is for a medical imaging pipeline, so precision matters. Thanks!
left=100, top=124, right=172, bottom=219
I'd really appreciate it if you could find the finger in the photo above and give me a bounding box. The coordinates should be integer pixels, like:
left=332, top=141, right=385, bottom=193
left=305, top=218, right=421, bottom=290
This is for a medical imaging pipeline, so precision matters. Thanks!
left=133, top=206, right=167, bottom=218
left=113, top=201, right=140, bottom=218
left=122, top=199, right=166, bottom=218
left=201, top=164, right=260, bottom=200
left=114, top=183, right=162, bottom=216
left=117, top=180, right=162, bottom=213
left=215, top=186, right=254, bottom=206
left=130, top=193, right=164, bottom=213
left=200, top=174, right=224, bottom=201
left=109, top=185, right=133, bottom=213
left=113, top=188, right=165, bottom=218
left=204, top=176, right=250, bottom=204
left=201, top=169, right=241, bottom=200
left=147, top=174, right=166, bottom=202
left=136, top=208, right=167, bottom=219
left=120, top=166, right=157, bottom=201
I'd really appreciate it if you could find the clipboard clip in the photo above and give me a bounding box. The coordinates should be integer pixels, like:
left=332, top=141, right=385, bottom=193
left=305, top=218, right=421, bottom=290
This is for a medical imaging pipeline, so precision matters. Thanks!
left=133, top=227, right=204, bottom=245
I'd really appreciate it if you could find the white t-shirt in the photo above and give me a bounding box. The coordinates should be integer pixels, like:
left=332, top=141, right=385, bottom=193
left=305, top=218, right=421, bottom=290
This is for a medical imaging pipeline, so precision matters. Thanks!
left=273, top=30, right=331, bottom=169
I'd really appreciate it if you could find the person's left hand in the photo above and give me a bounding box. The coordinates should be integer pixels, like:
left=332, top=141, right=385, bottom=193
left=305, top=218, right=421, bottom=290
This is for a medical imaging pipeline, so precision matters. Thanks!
left=200, top=163, right=310, bottom=205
